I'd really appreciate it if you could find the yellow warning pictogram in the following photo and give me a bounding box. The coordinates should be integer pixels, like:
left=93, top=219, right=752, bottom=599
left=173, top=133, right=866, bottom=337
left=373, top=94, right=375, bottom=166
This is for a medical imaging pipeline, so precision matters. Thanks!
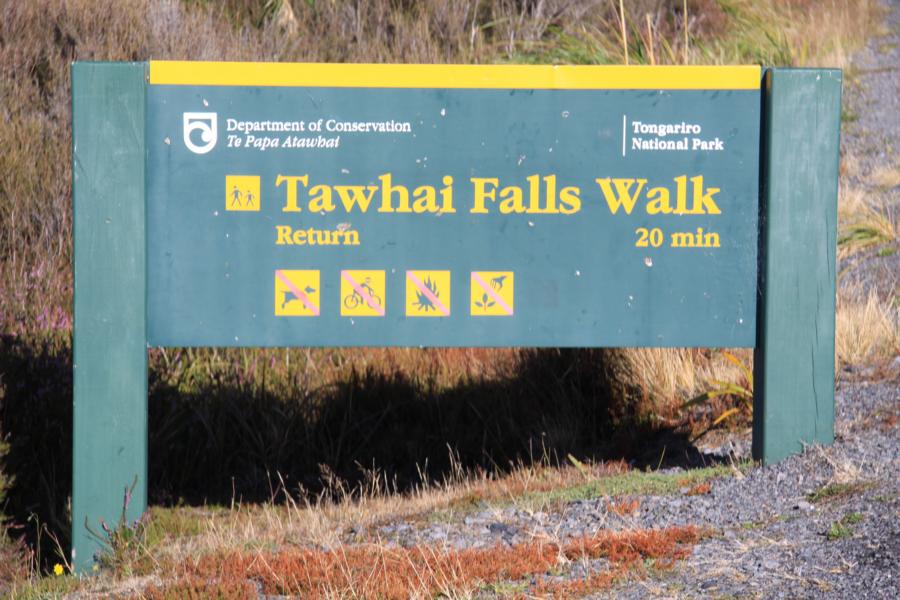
left=341, top=270, right=385, bottom=317
left=406, top=271, right=450, bottom=317
left=470, top=271, right=514, bottom=316
left=226, top=175, right=260, bottom=211
left=274, top=270, right=320, bottom=316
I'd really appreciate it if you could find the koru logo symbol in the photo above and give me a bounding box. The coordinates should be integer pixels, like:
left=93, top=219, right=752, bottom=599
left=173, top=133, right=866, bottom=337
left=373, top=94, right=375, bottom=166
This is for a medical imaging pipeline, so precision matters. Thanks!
left=182, top=112, right=218, bottom=154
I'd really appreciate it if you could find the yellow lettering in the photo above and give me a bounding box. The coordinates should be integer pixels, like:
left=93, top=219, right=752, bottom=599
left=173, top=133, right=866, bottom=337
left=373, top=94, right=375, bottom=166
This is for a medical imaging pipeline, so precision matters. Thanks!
left=470, top=177, right=499, bottom=214
left=308, top=185, right=334, bottom=213
left=646, top=187, right=672, bottom=215
left=275, top=225, right=293, bottom=244
left=690, top=175, right=721, bottom=214
left=674, top=175, right=689, bottom=214
left=276, top=175, right=308, bottom=212
left=499, top=185, right=525, bottom=214
left=440, top=175, right=456, bottom=213
left=335, top=185, right=378, bottom=213
left=559, top=186, right=581, bottom=214
left=412, top=185, right=438, bottom=213
left=596, top=178, right=647, bottom=215
left=378, top=173, right=410, bottom=213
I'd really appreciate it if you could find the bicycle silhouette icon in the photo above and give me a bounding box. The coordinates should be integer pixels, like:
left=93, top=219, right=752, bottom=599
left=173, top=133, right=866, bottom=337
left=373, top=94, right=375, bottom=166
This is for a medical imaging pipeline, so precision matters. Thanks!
left=343, top=277, right=382, bottom=309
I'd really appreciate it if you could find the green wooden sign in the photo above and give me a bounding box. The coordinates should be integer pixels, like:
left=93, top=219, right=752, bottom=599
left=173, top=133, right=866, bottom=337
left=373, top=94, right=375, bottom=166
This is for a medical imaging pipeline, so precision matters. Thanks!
left=71, top=62, right=840, bottom=572
left=146, top=63, right=760, bottom=347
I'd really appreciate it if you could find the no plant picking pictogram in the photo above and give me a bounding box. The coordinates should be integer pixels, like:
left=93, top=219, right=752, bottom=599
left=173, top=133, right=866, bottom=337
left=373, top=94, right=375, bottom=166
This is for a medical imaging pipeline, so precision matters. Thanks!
left=471, top=271, right=514, bottom=316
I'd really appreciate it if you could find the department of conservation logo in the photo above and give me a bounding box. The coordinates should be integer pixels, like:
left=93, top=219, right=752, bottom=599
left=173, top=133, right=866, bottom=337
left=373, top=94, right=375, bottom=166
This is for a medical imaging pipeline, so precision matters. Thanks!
left=182, top=112, right=218, bottom=154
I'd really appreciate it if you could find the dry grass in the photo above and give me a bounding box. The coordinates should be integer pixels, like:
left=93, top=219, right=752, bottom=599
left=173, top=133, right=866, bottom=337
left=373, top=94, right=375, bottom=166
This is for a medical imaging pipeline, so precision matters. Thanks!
left=141, top=459, right=629, bottom=561
left=617, top=348, right=749, bottom=416
left=838, top=186, right=897, bottom=256
left=786, top=0, right=885, bottom=68
left=835, top=285, right=900, bottom=367
left=872, top=163, right=900, bottom=190
left=841, top=151, right=862, bottom=179
left=135, top=525, right=706, bottom=599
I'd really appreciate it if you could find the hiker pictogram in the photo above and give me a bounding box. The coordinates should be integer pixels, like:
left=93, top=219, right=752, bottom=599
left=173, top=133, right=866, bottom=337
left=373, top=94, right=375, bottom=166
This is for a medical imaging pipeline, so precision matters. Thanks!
left=406, top=270, right=450, bottom=317
left=341, top=270, right=385, bottom=316
left=274, top=270, right=320, bottom=316
left=471, top=271, right=514, bottom=316
left=225, top=175, right=260, bottom=211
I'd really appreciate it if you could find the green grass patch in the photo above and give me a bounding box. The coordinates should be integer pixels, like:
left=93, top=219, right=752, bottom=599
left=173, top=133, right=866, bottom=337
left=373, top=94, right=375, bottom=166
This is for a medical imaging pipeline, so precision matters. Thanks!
left=826, top=513, right=863, bottom=541
left=826, top=521, right=852, bottom=541
left=841, top=108, right=859, bottom=123
left=483, top=580, right=530, bottom=596
left=839, top=225, right=892, bottom=248
left=807, top=482, right=873, bottom=504
left=519, top=464, right=739, bottom=507
left=842, top=512, right=863, bottom=525
left=143, top=506, right=220, bottom=547
left=7, top=575, right=81, bottom=600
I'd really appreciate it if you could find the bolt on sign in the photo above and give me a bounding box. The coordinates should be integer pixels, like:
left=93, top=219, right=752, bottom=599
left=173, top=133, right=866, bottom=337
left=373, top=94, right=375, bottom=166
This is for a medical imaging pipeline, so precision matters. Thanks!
left=72, top=61, right=842, bottom=572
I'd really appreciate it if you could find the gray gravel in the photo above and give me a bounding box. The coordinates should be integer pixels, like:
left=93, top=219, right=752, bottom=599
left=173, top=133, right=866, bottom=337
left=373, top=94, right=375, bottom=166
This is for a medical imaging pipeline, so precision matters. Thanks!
left=363, top=377, right=898, bottom=598
left=356, top=5, right=900, bottom=597
left=839, top=0, right=900, bottom=302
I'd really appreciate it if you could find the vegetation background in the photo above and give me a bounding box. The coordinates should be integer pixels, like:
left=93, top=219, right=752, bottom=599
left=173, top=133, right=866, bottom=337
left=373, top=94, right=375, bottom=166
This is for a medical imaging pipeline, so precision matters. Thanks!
left=0, top=0, right=896, bottom=591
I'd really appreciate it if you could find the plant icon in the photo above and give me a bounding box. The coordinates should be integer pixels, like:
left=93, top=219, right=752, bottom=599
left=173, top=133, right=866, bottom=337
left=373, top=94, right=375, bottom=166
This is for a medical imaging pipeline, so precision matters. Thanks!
left=474, top=291, right=495, bottom=311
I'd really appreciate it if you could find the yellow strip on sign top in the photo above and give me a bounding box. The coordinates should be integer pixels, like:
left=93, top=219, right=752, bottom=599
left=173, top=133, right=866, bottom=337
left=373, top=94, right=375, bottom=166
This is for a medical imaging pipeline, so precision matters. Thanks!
left=149, top=61, right=760, bottom=90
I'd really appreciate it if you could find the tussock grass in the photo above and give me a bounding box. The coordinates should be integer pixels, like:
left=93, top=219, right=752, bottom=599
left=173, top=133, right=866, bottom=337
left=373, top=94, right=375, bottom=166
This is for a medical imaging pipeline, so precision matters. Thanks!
left=617, top=348, right=749, bottom=416
left=835, top=285, right=900, bottom=366
left=838, top=186, right=897, bottom=256
left=872, top=164, right=900, bottom=190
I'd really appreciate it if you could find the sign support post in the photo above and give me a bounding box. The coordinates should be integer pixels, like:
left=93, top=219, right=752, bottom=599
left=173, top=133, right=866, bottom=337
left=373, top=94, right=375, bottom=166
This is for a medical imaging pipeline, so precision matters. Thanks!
left=71, top=62, right=148, bottom=572
left=753, top=68, right=842, bottom=464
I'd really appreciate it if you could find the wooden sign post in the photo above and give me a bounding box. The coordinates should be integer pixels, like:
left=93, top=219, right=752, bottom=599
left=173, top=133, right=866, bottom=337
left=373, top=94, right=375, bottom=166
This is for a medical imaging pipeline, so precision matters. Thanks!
left=71, top=62, right=840, bottom=571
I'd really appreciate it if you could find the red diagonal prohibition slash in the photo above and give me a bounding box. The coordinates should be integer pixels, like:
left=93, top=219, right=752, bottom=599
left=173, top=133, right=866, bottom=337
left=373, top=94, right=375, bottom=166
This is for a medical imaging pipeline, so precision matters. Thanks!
left=276, top=270, right=319, bottom=316
left=471, top=272, right=513, bottom=315
left=341, top=271, right=385, bottom=316
left=407, top=271, right=449, bottom=316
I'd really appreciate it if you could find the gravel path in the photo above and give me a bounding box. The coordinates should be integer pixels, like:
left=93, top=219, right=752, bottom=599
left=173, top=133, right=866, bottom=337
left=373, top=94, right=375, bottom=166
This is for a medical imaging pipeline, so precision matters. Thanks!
left=356, top=5, right=900, bottom=597
left=839, top=0, right=900, bottom=300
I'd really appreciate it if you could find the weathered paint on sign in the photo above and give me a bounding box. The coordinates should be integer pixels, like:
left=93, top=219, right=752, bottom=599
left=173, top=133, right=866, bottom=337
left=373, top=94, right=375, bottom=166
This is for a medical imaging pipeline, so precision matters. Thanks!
left=146, top=62, right=761, bottom=347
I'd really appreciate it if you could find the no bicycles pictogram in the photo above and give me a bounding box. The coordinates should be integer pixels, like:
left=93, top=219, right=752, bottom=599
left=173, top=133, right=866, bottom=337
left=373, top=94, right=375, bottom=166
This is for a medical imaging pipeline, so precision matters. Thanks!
left=341, top=270, right=385, bottom=316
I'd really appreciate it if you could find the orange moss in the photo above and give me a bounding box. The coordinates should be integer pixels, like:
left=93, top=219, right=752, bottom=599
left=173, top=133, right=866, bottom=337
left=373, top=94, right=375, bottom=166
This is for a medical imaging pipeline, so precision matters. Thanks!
left=606, top=498, right=640, bottom=516
left=686, top=482, right=712, bottom=496
left=144, top=525, right=705, bottom=599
